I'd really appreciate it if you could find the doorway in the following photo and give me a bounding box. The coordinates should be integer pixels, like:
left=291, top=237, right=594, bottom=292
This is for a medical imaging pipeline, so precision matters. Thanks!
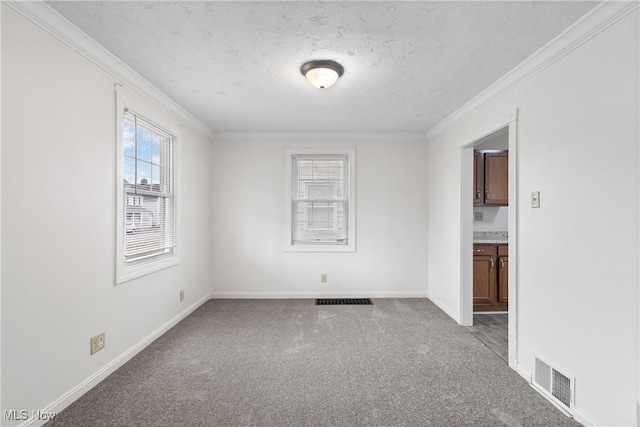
left=460, top=113, right=518, bottom=369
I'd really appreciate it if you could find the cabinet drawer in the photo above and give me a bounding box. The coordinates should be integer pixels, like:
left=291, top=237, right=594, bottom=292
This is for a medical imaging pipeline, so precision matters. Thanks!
left=473, top=245, right=497, bottom=255
left=498, top=245, right=508, bottom=256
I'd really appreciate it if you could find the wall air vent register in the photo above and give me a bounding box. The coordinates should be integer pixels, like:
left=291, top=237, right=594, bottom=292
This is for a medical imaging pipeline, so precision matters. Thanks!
left=533, top=356, right=575, bottom=412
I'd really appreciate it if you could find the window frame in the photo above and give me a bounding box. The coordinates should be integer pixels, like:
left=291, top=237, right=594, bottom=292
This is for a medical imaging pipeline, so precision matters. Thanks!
left=285, top=148, right=356, bottom=253
left=116, top=90, right=181, bottom=284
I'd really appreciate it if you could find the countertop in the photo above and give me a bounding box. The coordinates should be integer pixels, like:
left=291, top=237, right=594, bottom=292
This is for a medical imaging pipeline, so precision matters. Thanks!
left=473, top=231, right=508, bottom=244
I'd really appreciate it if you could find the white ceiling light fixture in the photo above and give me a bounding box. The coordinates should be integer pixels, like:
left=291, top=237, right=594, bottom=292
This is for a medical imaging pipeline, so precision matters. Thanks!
left=300, top=60, right=344, bottom=89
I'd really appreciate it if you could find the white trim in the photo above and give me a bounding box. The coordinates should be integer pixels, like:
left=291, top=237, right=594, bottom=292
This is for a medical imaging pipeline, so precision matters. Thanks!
left=456, top=112, right=517, bottom=149
left=116, top=256, right=181, bottom=285
left=506, top=117, right=519, bottom=370
left=215, top=131, right=426, bottom=144
left=0, top=3, right=3, bottom=415
left=425, top=1, right=639, bottom=141
left=458, top=111, right=518, bottom=366
left=115, top=88, right=182, bottom=284
left=516, top=364, right=532, bottom=384
left=22, top=294, right=211, bottom=427
left=427, top=295, right=460, bottom=324
left=517, top=363, right=599, bottom=427
left=571, top=409, right=598, bottom=427
left=459, top=145, right=474, bottom=327
left=3, top=0, right=212, bottom=138
left=285, top=148, right=356, bottom=253
left=209, top=291, right=428, bottom=299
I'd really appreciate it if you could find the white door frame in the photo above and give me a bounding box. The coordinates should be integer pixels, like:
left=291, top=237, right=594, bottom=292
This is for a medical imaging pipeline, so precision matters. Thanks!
left=459, top=110, right=518, bottom=369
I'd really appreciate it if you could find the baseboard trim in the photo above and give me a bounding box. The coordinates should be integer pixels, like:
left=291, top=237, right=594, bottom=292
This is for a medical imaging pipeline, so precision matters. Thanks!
left=209, top=291, right=428, bottom=299
left=516, top=364, right=598, bottom=426
left=23, top=294, right=211, bottom=427
left=516, top=365, right=532, bottom=383
left=426, top=296, right=460, bottom=324
left=571, top=408, right=598, bottom=427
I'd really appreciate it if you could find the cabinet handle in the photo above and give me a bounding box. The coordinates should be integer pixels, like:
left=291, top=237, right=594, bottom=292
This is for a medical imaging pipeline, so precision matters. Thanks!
left=474, top=249, right=484, bottom=253
left=500, top=259, right=504, bottom=270
left=485, top=190, right=489, bottom=199
left=476, top=191, right=480, bottom=199
left=490, top=258, right=494, bottom=270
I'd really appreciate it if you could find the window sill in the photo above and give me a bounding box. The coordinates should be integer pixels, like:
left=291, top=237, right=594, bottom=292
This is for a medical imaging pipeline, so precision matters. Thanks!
left=116, top=254, right=180, bottom=284
left=285, top=244, right=356, bottom=253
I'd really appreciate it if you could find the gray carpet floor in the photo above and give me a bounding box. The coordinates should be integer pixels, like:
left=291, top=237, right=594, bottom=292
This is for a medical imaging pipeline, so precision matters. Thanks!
left=48, top=299, right=579, bottom=426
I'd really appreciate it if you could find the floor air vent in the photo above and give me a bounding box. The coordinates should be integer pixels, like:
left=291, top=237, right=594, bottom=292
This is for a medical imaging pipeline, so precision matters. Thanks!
left=315, top=298, right=373, bottom=305
left=533, top=356, right=574, bottom=410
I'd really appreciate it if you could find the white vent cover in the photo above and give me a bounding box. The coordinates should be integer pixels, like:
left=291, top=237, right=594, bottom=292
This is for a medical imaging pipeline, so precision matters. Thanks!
left=533, top=356, right=574, bottom=410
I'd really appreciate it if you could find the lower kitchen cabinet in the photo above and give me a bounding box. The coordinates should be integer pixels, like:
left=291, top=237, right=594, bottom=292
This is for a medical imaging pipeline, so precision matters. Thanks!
left=473, top=244, right=508, bottom=312
left=498, top=254, right=509, bottom=304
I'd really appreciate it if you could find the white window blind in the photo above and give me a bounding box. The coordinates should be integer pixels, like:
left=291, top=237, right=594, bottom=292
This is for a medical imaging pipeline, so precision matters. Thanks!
left=123, top=109, right=176, bottom=262
left=291, top=154, right=348, bottom=245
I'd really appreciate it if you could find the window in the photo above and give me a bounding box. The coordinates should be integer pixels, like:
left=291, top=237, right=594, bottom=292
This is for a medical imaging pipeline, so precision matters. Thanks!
left=285, top=149, right=356, bottom=252
left=116, top=100, right=180, bottom=283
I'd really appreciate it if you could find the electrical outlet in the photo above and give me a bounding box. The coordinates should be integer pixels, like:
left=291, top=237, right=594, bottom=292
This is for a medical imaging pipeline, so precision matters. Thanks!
left=321, top=274, right=327, bottom=283
left=90, top=332, right=105, bottom=355
left=180, top=289, right=185, bottom=302
left=474, top=211, right=484, bottom=221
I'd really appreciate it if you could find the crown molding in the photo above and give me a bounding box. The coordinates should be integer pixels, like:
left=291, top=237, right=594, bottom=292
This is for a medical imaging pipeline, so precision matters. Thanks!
left=4, top=1, right=213, bottom=138
left=425, top=1, right=639, bottom=142
left=212, top=131, right=427, bottom=144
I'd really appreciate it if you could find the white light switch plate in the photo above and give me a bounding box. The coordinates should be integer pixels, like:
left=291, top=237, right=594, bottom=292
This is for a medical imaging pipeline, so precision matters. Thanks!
left=531, top=191, right=540, bottom=208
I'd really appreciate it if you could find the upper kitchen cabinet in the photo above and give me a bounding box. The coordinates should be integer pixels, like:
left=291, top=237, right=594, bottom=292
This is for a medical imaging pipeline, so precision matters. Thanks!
left=484, top=152, right=508, bottom=205
left=474, top=150, right=508, bottom=206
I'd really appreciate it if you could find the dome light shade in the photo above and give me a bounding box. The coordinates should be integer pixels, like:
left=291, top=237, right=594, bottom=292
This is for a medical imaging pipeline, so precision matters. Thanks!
left=300, top=60, right=344, bottom=89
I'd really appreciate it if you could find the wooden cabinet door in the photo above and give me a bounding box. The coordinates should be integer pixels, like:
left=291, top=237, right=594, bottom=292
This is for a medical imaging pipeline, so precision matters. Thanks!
left=473, top=255, right=497, bottom=305
left=484, top=152, right=508, bottom=205
left=498, top=256, right=509, bottom=303
left=473, top=151, right=484, bottom=206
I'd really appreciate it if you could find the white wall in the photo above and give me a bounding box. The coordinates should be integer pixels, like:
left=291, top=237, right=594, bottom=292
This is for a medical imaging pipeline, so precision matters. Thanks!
left=210, top=136, right=428, bottom=298
left=473, top=206, right=508, bottom=232
left=428, top=10, right=639, bottom=426
left=1, top=7, right=211, bottom=424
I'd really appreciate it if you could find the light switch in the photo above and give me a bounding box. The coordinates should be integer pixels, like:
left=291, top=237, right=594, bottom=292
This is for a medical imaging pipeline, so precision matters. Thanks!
left=531, top=191, right=540, bottom=208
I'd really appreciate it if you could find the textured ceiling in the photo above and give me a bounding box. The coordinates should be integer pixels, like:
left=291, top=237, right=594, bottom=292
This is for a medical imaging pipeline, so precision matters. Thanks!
left=49, top=1, right=598, bottom=133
